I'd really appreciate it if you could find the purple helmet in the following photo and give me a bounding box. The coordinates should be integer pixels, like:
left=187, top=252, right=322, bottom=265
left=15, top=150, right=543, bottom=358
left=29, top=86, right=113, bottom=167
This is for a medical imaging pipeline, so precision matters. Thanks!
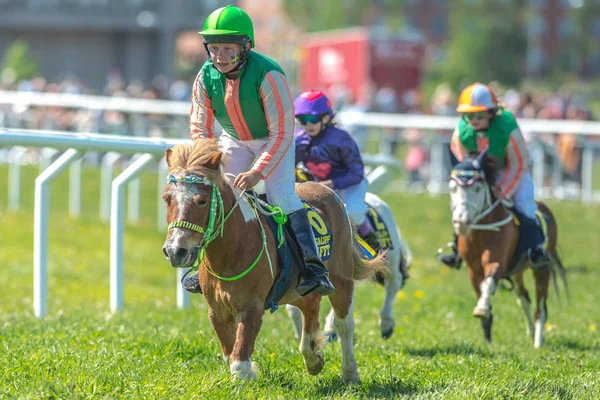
left=294, top=90, right=333, bottom=117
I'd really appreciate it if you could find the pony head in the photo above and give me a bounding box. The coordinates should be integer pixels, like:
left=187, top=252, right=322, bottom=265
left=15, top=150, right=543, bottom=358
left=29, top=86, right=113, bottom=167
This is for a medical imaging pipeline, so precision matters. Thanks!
left=448, top=150, right=493, bottom=235
left=161, top=139, right=227, bottom=268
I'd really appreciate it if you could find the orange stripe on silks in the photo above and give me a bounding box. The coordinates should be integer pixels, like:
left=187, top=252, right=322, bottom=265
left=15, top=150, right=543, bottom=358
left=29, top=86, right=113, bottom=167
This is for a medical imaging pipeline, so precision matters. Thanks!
left=450, top=133, right=465, bottom=162
left=224, top=79, right=252, bottom=141
left=258, top=76, right=294, bottom=175
left=502, top=136, right=524, bottom=197
left=189, top=78, right=200, bottom=140
left=203, top=90, right=214, bottom=139
left=255, top=74, right=291, bottom=177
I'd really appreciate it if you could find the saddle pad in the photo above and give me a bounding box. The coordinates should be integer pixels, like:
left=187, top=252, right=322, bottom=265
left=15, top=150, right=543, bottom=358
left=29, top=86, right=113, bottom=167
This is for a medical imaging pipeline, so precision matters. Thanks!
left=365, top=204, right=394, bottom=250
left=505, top=209, right=550, bottom=277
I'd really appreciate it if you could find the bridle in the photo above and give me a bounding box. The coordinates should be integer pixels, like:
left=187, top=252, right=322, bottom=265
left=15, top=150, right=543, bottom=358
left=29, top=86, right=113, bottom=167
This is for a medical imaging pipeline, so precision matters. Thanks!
left=450, top=167, right=514, bottom=232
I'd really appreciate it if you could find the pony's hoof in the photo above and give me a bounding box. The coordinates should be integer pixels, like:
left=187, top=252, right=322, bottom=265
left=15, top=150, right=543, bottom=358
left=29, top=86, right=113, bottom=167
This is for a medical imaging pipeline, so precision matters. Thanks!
left=305, top=353, right=325, bottom=376
left=381, top=327, right=394, bottom=340
left=325, top=332, right=337, bottom=343
left=230, top=360, right=258, bottom=381
left=379, top=318, right=395, bottom=340
left=472, top=305, right=490, bottom=319
left=342, top=372, right=361, bottom=384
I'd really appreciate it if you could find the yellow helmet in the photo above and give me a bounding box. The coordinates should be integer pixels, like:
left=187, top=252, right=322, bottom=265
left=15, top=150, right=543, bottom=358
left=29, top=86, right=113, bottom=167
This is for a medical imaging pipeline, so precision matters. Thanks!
left=457, top=83, right=498, bottom=113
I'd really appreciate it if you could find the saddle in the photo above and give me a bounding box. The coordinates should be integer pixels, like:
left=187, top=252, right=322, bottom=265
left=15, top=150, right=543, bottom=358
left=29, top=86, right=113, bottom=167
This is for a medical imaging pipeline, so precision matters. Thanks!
left=247, top=192, right=334, bottom=313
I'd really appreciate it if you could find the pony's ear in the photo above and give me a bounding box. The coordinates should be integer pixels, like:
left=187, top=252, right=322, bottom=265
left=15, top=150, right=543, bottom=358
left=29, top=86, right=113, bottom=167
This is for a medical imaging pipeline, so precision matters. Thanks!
left=165, top=148, right=173, bottom=167
left=205, top=152, right=222, bottom=170
left=474, top=148, right=488, bottom=169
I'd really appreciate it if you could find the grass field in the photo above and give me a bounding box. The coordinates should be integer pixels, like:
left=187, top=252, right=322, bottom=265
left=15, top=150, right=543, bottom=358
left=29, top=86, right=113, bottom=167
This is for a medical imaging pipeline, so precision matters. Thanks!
left=1, top=164, right=599, bottom=399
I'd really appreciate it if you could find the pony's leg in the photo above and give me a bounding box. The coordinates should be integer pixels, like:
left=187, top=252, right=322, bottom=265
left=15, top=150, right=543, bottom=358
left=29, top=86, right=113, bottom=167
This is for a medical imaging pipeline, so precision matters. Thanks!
left=473, top=277, right=496, bottom=320
left=514, top=272, right=535, bottom=339
left=330, top=278, right=360, bottom=383
left=533, top=268, right=550, bottom=348
left=379, top=257, right=402, bottom=339
left=208, top=308, right=236, bottom=365
left=285, top=305, right=303, bottom=341
left=467, top=264, right=487, bottom=318
left=470, top=264, right=495, bottom=343
left=324, top=308, right=337, bottom=342
left=294, top=294, right=325, bottom=376
left=229, top=302, right=264, bottom=380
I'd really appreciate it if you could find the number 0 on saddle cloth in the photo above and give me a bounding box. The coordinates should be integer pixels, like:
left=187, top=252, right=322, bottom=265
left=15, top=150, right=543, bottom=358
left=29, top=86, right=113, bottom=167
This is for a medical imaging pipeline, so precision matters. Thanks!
left=302, top=201, right=394, bottom=261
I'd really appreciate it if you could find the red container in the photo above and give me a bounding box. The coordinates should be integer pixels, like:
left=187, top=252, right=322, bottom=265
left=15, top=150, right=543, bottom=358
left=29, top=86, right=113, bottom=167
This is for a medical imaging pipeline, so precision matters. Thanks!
left=299, top=27, right=425, bottom=106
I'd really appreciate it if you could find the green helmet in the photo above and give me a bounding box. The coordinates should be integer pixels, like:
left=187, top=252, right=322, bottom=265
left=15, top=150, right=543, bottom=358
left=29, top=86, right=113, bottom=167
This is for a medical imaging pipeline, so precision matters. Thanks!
left=200, top=5, right=255, bottom=48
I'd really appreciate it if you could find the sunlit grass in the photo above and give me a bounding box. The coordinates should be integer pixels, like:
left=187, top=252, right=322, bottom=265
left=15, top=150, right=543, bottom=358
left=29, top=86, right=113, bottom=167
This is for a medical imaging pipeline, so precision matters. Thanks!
left=0, top=165, right=599, bottom=398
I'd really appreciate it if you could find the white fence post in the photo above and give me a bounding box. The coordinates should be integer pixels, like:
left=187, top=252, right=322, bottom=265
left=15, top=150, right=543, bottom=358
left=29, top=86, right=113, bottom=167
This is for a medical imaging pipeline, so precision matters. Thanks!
left=34, top=148, right=80, bottom=318
left=531, top=143, right=545, bottom=198
left=99, top=152, right=122, bottom=221
left=157, top=157, right=168, bottom=232
left=8, top=146, right=27, bottom=211
left=69, top=157, right=83, bottom=218
left=177, top=269, right=190, bottom=310
left=39, top=147, right=59, bottom=173
left=427, top=140, right=445, bottom=195
left=110, top=153, right=155, bottom=313
left=127, top=154, right=142, bottom=224
left=582, top=145, right=594, bottom=203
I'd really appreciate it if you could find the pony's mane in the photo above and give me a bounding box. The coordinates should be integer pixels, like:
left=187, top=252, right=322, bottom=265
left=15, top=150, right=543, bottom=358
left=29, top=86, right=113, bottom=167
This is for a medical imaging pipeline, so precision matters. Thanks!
left=167, top=138, right=227, bottom=190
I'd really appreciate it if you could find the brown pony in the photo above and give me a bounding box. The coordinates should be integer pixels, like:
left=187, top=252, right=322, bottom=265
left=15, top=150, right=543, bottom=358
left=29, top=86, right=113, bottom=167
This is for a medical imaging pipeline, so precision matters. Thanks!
left=161, top=139, right=387, bottom=381
left=448, top=151, right=568, bottom=348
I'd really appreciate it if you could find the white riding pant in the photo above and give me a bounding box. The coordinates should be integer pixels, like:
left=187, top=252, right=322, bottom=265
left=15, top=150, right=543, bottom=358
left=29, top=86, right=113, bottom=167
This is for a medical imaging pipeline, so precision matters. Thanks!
left=219, top=133, right=303, bottom=214
left=495, top=171, right=537, bottom=219
left=337, top=178, right=369, bottom=225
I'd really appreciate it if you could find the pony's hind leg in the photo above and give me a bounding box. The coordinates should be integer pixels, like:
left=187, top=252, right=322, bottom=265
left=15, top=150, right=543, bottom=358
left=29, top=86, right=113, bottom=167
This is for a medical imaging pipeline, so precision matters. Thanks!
left=285, top=305, right=303, bottom=341
left=294, top=294, right=325, bottom=376
left=533, top=268, right=551, bottom=348
left=514, top=272, right=535, bottom=339
left=329, top=278, right=360, bottom=383
left=324, top=308, right=337, bottom=342
left=379, top=255, right=403, bottom=339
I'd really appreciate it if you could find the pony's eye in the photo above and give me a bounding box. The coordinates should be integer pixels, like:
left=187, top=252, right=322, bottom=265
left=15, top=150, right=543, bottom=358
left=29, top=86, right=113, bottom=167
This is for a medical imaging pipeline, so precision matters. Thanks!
left=474, top=186, right=481, bottom=193
left=197, top=199, right=208, bottom=207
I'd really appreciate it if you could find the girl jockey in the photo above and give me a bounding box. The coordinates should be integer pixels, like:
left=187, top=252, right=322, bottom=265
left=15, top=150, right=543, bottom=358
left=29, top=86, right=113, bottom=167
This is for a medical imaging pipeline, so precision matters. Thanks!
left=293, top=90, right=378, bottom=250
left=438, top=82, right=549, bottom=269
left=183, top=5, right=334, bottom=297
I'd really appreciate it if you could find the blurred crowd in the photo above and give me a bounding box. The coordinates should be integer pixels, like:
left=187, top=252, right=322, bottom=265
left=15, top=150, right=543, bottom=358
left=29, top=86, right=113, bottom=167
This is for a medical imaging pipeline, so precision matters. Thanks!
left=0, top=70, right=192, bottom=138
left=0, top=70, right=597, bottom=193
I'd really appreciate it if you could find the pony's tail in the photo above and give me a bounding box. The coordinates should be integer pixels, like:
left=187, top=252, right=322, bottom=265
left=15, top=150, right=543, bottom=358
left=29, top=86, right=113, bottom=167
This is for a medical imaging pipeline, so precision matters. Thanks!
left=350, top=227, right=389, bottom=281
left=550, top=249, right=570, bottom=304
left=352, top=246, right=389, bottom=281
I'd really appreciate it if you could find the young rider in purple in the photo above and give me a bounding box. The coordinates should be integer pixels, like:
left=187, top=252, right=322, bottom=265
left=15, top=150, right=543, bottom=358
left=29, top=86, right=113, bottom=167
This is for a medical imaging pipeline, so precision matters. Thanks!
left=293, top=90, right=378, bottom=249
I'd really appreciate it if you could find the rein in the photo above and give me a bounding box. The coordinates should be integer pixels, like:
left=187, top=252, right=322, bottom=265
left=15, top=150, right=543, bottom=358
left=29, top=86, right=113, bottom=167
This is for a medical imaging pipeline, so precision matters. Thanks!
left=166, top=173, right=272, bottom=281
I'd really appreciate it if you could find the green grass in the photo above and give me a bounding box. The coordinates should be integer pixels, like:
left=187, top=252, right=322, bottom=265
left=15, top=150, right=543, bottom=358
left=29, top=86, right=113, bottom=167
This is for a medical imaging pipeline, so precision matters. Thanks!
left=1, top=165, right=599, bottom=399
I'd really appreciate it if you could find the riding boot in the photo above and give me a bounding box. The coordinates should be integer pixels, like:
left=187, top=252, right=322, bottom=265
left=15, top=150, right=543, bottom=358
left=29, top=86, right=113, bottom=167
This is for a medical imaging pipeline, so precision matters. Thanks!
left=288, top=209, right=335, bottom=296
left=526, top=216, right=550, bottom=268
left=437, top=233, right=463, bottom=269
left=182, top=271, right=202, bottom=294
left=358, top=218, right=379, bottom=251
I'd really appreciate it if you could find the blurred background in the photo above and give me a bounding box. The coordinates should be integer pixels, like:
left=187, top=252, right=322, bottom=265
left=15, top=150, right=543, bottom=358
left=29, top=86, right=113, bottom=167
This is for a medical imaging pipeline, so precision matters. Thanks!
left=1, top=0, right=599, bottom=200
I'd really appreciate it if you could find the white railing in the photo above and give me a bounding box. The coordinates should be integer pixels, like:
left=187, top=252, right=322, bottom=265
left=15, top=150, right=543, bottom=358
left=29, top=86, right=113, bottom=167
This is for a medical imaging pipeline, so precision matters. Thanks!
left=2, top=90, right=599, bottom=202
left=0, top=128, right=401, bottom=318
